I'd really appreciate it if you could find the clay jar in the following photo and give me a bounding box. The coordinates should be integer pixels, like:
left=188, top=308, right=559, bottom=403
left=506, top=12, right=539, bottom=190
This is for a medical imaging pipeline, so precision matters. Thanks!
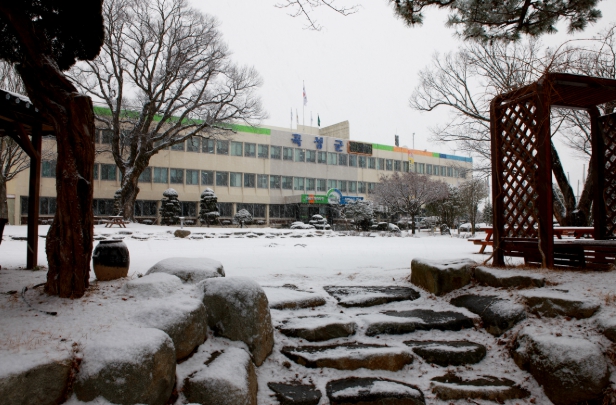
left=92, top=240, right=130, bottom=281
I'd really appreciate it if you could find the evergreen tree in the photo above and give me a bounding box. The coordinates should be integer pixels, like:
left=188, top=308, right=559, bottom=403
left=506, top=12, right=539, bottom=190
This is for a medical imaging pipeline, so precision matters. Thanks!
left=483, top=201, right=493, bottom=225
left=199, top=188, right=220, bottom=226
left=160, top=188, right=181, bottom=226
left=234, top=209, right=253, bottom=227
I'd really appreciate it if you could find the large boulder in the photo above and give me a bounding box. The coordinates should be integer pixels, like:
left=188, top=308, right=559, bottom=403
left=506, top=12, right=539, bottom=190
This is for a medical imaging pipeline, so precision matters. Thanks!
left=450, top=294, right=526, bottom=336
left=410, top=258, right=474, bottom=296
left=200, top=277, right=274, bottom=366
left=183, top=346, right=257, bottom=405
left=520, top=290, right=600, bottom=319
left=146, top=257, right=225, bottom=283
left=511, top=327, right=609, bottom=405
left=123, top=273, right=183, bottom=298
left=74, top=326, right=176, bottom=405
left=474, top=266, right=545, bottom=288
left=0, top=350, right=72, bottom=405
left=131, top=298, right=207, bottom=359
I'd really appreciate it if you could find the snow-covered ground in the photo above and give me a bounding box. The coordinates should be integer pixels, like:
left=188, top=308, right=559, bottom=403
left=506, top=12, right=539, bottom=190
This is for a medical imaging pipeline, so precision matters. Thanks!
left=1, top=223, right=615, bottom=404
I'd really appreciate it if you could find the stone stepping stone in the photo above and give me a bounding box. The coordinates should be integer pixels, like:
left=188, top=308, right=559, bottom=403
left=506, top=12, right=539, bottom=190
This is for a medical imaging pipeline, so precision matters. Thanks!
left=404, top=340, right=486, bottom=366
left=281, top=343, right=413, bottom=371
left=326, top=377, right=425, bottom=405
left=131, top=234, right=150, bottom=240
left=146, top=257, right=225, bottom=283
left=11, top=236, right=27, bottom=241
left=519, top=290, right=600, bottom=319
left=363, top=309, right=474, bottom=336
left=410, top=258, right=474, bottom=296
left=431, top=374, right=529, bottom=402
left=450, top=294, right=526, bottom=336
left=267, top=382, right=322, bottom=405
left=323, top=286, right=420, bottom=307
left=278, top=315, right=356, bottom=342
left=263, top=287, right=327, bottom=310
left=474, top=266, right=545, bottom=288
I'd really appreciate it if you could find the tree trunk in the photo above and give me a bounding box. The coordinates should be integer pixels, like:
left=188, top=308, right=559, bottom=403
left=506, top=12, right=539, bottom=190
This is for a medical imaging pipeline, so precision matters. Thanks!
left=120, top=173, right=140, bottom=222
left=17, top=60, right=95, bottom=299
left=551, top=141, right=582, bottom=225
left=411, top=214, right=416, bottom=235
left=0, top=178, right=8, bottom=219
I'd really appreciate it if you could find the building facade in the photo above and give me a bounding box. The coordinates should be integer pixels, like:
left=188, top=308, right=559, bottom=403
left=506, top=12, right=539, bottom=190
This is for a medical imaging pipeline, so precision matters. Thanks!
left=6, top=120, right=472, bottom=225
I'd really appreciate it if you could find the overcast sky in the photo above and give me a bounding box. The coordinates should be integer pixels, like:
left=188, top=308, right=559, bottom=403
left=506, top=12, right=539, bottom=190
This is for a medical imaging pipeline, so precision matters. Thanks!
left=193, top=0, right=616, bottom=191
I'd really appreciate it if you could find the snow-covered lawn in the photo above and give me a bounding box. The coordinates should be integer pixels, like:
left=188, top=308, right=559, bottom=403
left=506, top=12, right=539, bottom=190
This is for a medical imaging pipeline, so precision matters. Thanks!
left=1, top=223, right=615, bottom=404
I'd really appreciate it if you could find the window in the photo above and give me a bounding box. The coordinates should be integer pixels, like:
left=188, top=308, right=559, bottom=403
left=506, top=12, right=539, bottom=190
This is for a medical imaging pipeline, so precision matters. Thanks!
left=153, top=167, right=168, bottom=183
left=100, top=129, right=113, bottom=144
left=101, top=164, right=117, bottom=181
left=93, top=164, right=99, bottom=180
left=317, top=151, right=327, bottom=164
left=306, top=150, right=316, bottom=163
left=230, top=172, right=242, bottom=187
left=216, top=140, right=229, bottom=155
left=231, top=141, right=243, bottom=156
left=415, top=163, right=425, bottom=174
left=181, top=202, right=197, bottom=217
left=92, top=199, right=114, bottom=216
left=134, top=200, right=157, bottom=216
left=170, top=168, right=184, bottom=184
left=358, top=182, right=367, bottom=193
left=317, top=179, right=327, bottom=191
left=293, top=177, right=305, bottom=191
left=39, top=197, right=57, bottom=215
left=258, top=144, right=269, bottom=159
left=269, top=204, right=284, bottom=218
left=270, top=146, right=282, bottom=159
left=460, top=169, right=467, bottom=179
left=244, top=173, right=256, bottom=188
left=171, top=141, right=184, bottom=151
left=326, top=152, right=336, bottom=165
left=368, top=157, right=376, bottom=169
left=270, top=175, right=281, bottom=189
left=187, top=137, right=200, bottom=152
left=385, top=159, right=393, bottom=171
left=327, top=179, right=337, bottom=190
left=447, top=166, right=453, bottom=177
left=237, top=203, right=266, bottom=218
left=403, top=161, right=410, bottom=172
left=283, top=147, right=293, bottom=160
left=42, top=160, right=56, bottom=178
left=441, top=166, right=447, bottom=176
left=368, top=182, right=376, bottom=194
left=453, top=168, right=459, bottom=178
left=244, top=143, right=256, bottom=157
left=201, top=170, right=214, bottom=185
left=348, top=155, right=357, bottom=167
left=218, top=202, right=233, bottom=217
left=281, top=176, right=293, bottom=189
left=359, top=156, right=367, bottom=168
left=186, top=169, right=199, bottom=185
left=216, top=171, right=228, bottom=186
left=426, top=164, right=433, bottom=175
left=338, top=154, right=348, bottom=166
left=394, top=160, right=401, bottom=171
left=294, top=148, right=305, bottom=162
left=257, top=174, right=268, bottom=188
left=348, top=181, right=357, bottom=193
left=202, top=138, right=215, bottom=153
left=338, top=180, right=347, bottom=192
left=306, top=178, right=315, bottom=191
left=377, top=158, right=385, bottom=170
left=139, top=167, right=152, bottom=182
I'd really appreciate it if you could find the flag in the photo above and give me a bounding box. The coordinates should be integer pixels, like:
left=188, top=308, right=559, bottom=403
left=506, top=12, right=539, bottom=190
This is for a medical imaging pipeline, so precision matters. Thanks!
left=303, top=83, right=307, bottom=106
left=318, top=115, right=320, bottom=127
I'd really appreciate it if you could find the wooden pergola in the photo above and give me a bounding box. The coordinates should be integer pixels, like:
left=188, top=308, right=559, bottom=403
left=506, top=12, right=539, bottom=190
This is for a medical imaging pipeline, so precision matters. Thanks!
left=491, top=73, right=616, bottom=268
left=0, top=89, right=53, bottom=268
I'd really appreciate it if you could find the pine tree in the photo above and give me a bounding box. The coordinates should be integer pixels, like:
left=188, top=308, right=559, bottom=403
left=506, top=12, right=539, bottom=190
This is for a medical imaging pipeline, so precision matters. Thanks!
left=234, top=209, right=253, bottom=227
left=199, top=188, right=220, bottom=226
left=483, top=201, right=493, bottom=225
left=160, top=188, right=181, bottom=226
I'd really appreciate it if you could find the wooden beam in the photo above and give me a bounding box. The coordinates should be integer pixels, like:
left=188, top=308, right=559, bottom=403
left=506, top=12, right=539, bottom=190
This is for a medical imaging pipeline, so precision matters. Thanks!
left=26, top=124, right=42, bottom=269
left=490, top=97, right=505, bottom=266
left=590, top=107, right=606, bottom=240
left=536, top=82, right=554, bottom=268
left=13, top=120, right=38, bottom=159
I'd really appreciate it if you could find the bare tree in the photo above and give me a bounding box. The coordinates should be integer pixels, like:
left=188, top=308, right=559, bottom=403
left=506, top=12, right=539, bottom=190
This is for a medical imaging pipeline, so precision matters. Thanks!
left=459, top=178, right=488, bottom=235
left=71, top=0, right=265, bottom=220
left=373, top=171, right=448, bottom=234
left=276, top=0, right=601, bottom=41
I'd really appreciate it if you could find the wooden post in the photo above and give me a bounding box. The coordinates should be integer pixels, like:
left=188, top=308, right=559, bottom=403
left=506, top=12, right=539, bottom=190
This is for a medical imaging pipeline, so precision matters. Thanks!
left=26, top=124, right=42, bottom=269
left=490, top=97, right=505, bottom=266
left=590, top=107, right=605, bottom=240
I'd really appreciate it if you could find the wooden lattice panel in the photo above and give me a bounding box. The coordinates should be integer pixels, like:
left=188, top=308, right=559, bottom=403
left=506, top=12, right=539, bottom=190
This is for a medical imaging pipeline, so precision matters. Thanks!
left=600, top=113, right=616, bottom=237
left=496, top=96, right=540, bottom=238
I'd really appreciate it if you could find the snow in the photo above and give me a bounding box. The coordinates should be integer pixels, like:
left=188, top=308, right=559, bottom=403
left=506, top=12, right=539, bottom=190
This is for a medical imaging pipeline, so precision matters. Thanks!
left=123, top=272, right=183, bottom=298
left=262, top=287, right=325, bottom=308
left=475, top=266, right=544, bottom=280
left=163, top=188, right=178, bottom=197
left=146, top=257, right=225, bottom=282
left=332, top=380, right=422, bottom=399
left=412, top=257, right=474, bottom=271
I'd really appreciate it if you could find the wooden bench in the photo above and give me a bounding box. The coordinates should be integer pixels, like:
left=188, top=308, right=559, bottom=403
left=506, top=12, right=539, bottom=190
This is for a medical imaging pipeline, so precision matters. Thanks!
left=467, top=227, right=494, bottom=253
left=105, top=216, right=127, bottom=228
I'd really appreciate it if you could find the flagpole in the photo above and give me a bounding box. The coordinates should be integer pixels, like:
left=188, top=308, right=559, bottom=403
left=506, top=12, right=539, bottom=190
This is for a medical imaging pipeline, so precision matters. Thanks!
left=302, top=80, right=305, bottom=128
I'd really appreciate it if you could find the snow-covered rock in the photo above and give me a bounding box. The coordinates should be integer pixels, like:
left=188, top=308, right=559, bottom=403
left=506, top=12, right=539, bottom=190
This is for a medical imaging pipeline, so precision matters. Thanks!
left=323, top=285, right=420, bottom=307
left=363, top=309, right=475, bottom=336
left=146, top=257, right=225, bottom=283
left=599, top=317, right=616, bottom=342
left=410, top=258, right=475, bottom=296
left=474, top=266, right=545, bottom=289
left=131, top=298, right=207, bottom=359
left=200, top=277, right=274, bottom=366
left=263, top=287, right=326, bottom=310
left=326, top=377, right=425, bottom=405
left=182, top=345, right=257, bottom=405
left=123, top=272, right=183, bottom=298
left=268, top=382, right=322, bottom=405
left=450, top=294, right=526, bottom=336
left=404, top=340, right=486, bottom=366
left=173, top=229, right=191, bottom=238
left=281, top=343, right=414, bottom=371
left=520, top=290, right=600, bottom=319
left=278, top=314, right=356, bottom=342
left=74, top=326, right=176, bottom=405
left=0, top=350, right=72, bottom=405
left=511, top=327, right=609, bottom=405
left=431, top=374, right=529, bottom=402
left=290, top=221, right=315, bottom=230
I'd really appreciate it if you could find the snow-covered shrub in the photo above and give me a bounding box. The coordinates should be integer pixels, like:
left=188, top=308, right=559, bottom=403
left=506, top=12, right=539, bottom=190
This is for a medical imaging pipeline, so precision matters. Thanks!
left=308, top=214, right=330, bottom=230
left=199, top=188, right=220, bottom=226
left=160, top=188, right=181, bottom=225
left=234, top=209, right=253, bottom=226
left=343, top=201, right=374, bottom=231
left=290, top=221, right=315, bottom=230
